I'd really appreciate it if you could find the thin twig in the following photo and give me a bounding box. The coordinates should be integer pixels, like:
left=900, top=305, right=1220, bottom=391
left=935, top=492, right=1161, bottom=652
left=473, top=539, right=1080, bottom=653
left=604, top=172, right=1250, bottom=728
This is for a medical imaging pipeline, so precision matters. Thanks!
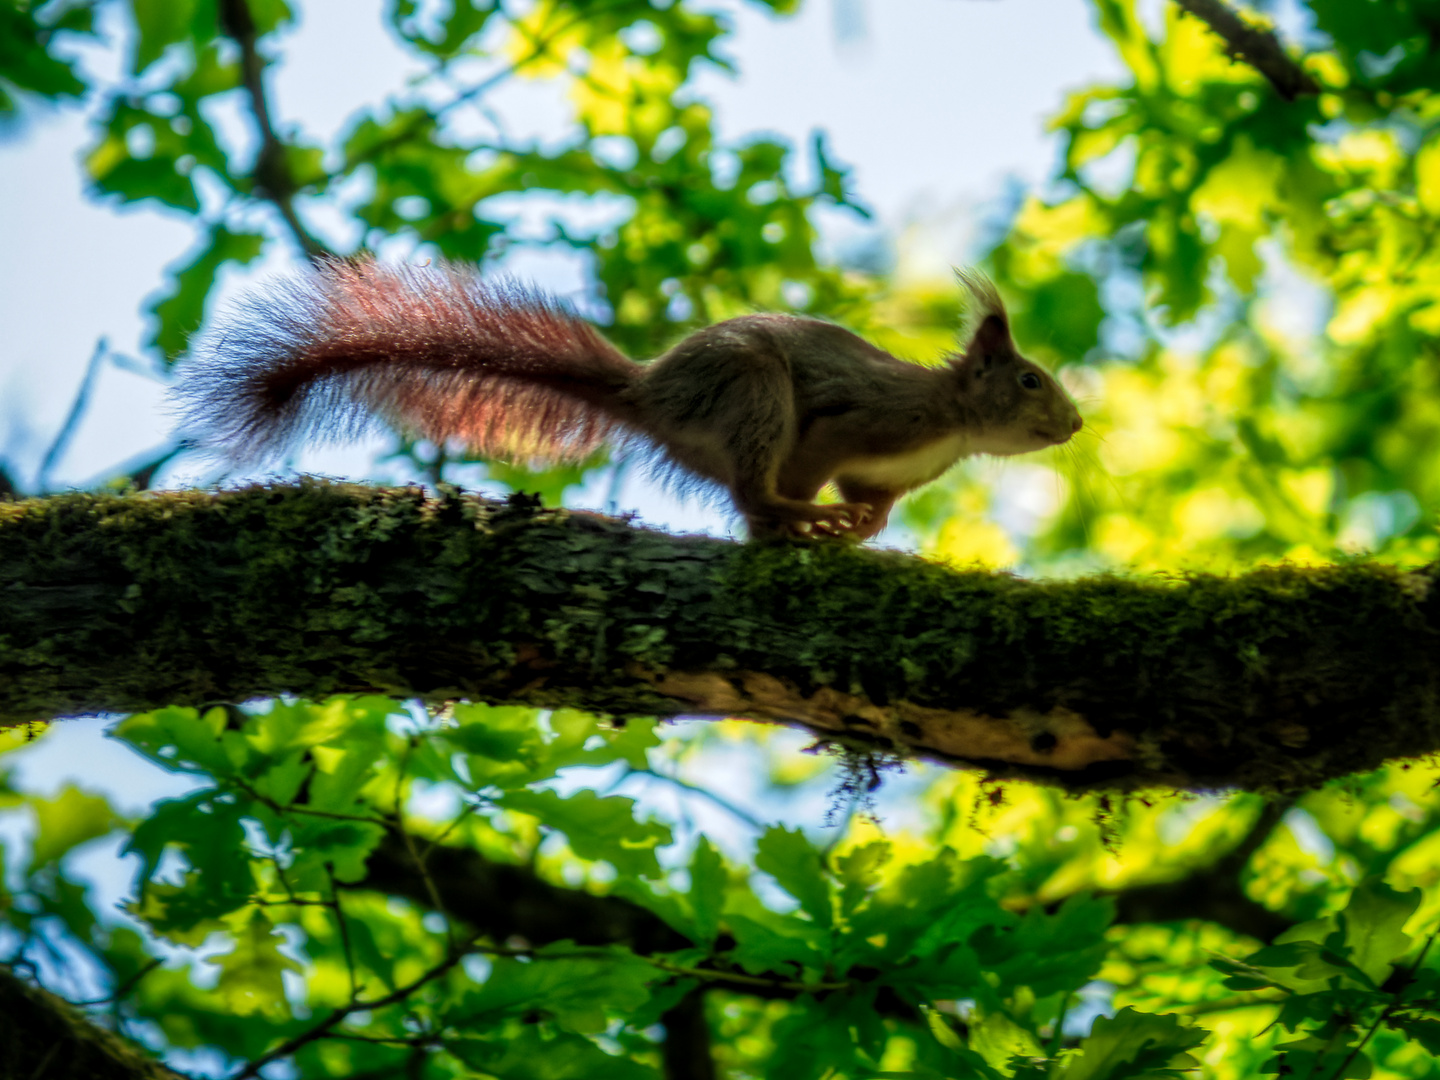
left=420, top=802, right=479, bottom=857
left=439, top=0, right=631, bottom=119
left=646, top=957, right=849, bottom=995
left=327, top=1032, right=438, bottom=1047
left=25, top=1042, right=60, bottom=1080
left=66, top=958, right=165, bottom=1008
left=464, top=939, right=852, bottom=995
left=36, top=338, right=107, bottom=493
left=229, top=934, right=480, bottom=1080
left=340, top=3, right=606, bottom=183
left=624, top=767, right=765, bottom=830
left=390, top=740, right=456, bottom=946
left=229, top=775, right=389, bottom=826
left=1167, top=989, right=1287, bottom=1015
left=1171, top=0, right=1320, bottom=100
left=328, top=864, right=360, bottom=999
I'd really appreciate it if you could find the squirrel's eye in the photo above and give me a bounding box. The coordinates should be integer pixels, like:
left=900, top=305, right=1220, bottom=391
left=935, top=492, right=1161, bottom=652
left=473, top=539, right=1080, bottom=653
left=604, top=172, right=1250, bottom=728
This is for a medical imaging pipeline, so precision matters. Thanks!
left=1019, top=371, right=1042, bottom=390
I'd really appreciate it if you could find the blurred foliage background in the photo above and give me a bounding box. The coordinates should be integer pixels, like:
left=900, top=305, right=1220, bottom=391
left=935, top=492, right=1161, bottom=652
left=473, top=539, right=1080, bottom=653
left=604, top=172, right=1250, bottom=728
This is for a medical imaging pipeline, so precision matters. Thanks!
left=9, top=0, right=1440, bottom=1076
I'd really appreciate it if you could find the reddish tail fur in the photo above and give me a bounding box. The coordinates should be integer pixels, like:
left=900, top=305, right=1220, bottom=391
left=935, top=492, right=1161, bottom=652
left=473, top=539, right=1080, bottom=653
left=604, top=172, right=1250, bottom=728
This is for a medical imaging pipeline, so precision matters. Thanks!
left=179, top=257, right=643, bottom=463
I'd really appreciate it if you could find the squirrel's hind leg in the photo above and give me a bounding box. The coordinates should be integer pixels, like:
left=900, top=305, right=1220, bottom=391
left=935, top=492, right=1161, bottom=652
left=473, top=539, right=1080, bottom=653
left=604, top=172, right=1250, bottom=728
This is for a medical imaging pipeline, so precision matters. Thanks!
left=640, top=328, right=870, bottom=539
left=705, top=360, right=870, bottom=538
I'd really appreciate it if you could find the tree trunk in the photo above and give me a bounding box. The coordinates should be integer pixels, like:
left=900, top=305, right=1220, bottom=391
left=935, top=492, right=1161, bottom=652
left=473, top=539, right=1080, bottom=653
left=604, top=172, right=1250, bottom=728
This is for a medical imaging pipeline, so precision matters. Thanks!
left=3, top=482, right=1437, bottom=792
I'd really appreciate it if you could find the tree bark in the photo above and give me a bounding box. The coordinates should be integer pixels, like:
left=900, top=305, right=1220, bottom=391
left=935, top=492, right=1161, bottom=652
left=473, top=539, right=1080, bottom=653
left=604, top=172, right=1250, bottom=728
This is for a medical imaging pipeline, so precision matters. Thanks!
left=3, top=483, right=1438, bottom=792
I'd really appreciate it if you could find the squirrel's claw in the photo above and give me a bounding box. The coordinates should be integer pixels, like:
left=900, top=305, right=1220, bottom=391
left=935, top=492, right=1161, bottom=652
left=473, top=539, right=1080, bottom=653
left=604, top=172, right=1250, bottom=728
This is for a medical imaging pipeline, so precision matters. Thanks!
left=810, top=501, right=874, bottom=535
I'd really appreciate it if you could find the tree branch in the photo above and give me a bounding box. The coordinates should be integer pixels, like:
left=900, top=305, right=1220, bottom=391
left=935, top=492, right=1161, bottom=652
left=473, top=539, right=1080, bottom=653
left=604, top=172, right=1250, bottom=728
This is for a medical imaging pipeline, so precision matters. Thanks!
left=216, top=0, right=330, bottom=260
left=0, top=966, right=188, bottom=1080
left=4, top=483, right=1439, bottom=793
left=1172, top=0, right=1321, bottom=100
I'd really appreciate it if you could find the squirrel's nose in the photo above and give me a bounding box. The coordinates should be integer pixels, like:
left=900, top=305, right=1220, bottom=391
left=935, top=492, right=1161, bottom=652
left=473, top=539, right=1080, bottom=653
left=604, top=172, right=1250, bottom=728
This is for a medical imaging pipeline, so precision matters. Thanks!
left=1071, top=415, right=1083, bottom=434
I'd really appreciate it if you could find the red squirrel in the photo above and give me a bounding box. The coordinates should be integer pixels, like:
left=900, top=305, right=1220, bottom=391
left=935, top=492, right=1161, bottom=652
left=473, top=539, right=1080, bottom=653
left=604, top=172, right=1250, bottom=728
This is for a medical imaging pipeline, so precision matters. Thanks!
left=179, top=257, right=1082, bottom=540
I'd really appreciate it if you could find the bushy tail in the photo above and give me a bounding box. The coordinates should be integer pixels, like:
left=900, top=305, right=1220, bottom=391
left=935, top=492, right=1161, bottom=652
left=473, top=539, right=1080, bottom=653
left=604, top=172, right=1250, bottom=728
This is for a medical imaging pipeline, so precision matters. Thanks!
left=177, top=257, right=643, bottom=464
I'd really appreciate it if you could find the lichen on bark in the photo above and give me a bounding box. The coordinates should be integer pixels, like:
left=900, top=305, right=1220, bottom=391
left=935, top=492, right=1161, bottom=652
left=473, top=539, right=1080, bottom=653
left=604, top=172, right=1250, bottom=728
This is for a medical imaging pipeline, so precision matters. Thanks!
left=2, top=482, right=1438, bottom=792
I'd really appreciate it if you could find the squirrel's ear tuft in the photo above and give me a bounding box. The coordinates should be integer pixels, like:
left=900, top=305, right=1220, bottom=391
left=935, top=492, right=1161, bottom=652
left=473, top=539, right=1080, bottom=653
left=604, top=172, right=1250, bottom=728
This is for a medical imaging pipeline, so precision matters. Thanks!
left=954, top=267, right=1014, bottom=357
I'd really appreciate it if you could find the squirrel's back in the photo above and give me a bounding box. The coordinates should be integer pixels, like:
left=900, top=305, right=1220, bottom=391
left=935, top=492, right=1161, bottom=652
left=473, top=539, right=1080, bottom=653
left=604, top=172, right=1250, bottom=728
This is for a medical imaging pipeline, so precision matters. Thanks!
left=178, top=257, right=644, bottom=464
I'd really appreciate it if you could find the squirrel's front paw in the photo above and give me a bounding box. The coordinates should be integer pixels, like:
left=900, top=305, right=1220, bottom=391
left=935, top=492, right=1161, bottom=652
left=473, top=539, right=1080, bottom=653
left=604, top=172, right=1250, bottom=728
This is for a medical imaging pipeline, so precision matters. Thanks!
left=809, top=501, right=873, bottom=535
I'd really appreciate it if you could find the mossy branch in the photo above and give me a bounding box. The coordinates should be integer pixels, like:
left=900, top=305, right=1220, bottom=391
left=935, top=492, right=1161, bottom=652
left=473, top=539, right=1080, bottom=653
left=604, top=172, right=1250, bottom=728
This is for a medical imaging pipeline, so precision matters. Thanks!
left=0, top=966, right=187, bottom=1080
left=3, top=482, right=1438, bottom=793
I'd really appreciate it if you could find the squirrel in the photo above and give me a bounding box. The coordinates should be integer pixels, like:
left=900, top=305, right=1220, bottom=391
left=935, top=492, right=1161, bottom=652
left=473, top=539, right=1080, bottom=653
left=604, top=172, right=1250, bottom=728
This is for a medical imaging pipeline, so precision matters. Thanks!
left=178, top=257, right=1082, bottom=540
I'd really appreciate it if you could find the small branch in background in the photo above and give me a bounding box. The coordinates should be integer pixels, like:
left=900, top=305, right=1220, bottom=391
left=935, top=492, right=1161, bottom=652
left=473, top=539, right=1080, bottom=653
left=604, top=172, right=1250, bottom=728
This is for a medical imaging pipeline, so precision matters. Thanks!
left=217, top=0, right=330, bottom=261
left=1172, top=0, right=1320, bottom=100
left=75, top=443, right=186, bottom=493
left=1111, top=796, right=1295, bottom=941
left=620, top=766, right=766, bottom=831
left=124, top=445, right=185, bottom=492
left=0, top=464, right=16, bottom=501
left=36, top=338, right=107, bottom=494
left=229, top=935, right=480, bottom=1080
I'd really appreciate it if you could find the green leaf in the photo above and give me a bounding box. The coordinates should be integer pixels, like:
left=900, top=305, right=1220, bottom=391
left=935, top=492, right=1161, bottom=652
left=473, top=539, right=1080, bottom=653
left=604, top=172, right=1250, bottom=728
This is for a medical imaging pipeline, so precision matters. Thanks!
left=89, top=154, right=199, bottom=211
left=114, top=706, right=232, bottom=775
left=124, top=789, right=253, bottom=934
left=755, top=825, right=831, bottom=927
left=484, top=456, right=610, bottom=506
left=42, top=874, right=98, bottom=944
left=763, top=992, right=890, bottom=1080
left=283, top=816, right=386, bottom=886
left=244, top=0, right=294, bottom=36
left=970, top=1011, right=1044, bottom=1073
left=0, top=6, right=89, bottom=104
left=1262, top=1032, right=1373, bottom=1080
left=30, top=786, right=116, bottom=868
left=1392, top=1017, right=1440, bottom=1056
left=213, top=909, right=300, bottom=1017
left=1272, top=991, right=1371, bottom=1037
left=1013, top=270, right=1105, bottom=360
left=496, top=789, right=672, bottom=878
left=1341, top=879, right=1420, bottom=984
left=446, top=1027, right=654, bottom=1079
left=848, top=849, right=1008, bottom=970
left=442, top=704, right=550, bottom=789
left=1065, top=1008, right=1207, bottom=1080
left=812, top=131, right=869, bottom=217
left=836, top=840, right=890, bottom=919
left=1211, top=955, right=1281, bottom=993
left=458, top=946, right=656, bottom=1033
left=390, top=0, right=499, bottom=59
left=980, top=895, right=1114, bottom=999
left=152, top=225, right=266, bottom=362
left=726, top=911, right=827, bottom=975
left=128, top=0, right=200, bottom=74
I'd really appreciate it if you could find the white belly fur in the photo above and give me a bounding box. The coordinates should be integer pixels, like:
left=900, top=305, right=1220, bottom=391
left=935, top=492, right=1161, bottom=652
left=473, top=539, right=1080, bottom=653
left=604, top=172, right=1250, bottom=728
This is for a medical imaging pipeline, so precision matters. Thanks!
left=836, top=432, right=971, bottom=489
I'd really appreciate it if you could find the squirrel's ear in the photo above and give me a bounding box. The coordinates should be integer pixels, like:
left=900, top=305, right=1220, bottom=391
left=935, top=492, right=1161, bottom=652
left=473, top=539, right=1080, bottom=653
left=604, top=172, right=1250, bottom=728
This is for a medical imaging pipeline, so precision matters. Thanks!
left=968, top=314, right=1011, bottom=360
left=953, top=268, right=1015, bottom=359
